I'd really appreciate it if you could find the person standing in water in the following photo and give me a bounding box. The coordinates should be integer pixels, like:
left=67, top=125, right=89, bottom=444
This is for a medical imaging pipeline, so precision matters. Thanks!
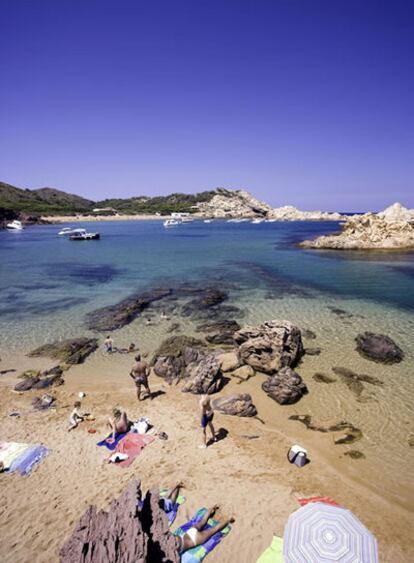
left=104, top=335, right=113, bottom=354
left=199, top=394, right=216, bottom=448
left=129, top=354, right=152, bottom=401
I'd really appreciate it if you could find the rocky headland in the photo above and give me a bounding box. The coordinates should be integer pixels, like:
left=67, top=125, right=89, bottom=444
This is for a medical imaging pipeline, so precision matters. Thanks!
left=267, top=205, right=345, bottom=221
left=301, top=202, right=414, bottom=250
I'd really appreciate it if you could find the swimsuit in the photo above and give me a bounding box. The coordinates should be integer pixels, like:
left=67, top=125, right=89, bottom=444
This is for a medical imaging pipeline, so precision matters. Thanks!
left=183, top=527, right=198, bottom=548
left=134, top=375, right=147, bottom=385
left=201, top=411, right=214, bottom=428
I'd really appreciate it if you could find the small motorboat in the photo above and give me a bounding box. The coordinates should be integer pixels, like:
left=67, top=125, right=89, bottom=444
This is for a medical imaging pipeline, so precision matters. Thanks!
left=69, top=230, right=100, bottom=240
left=163, top=219, right=180, bottom=227
left=204, top=219, right=213, bottom=223
left=58, top=227, right=75, bottom=235
left=251, top=218, right=265, bottom=224
left=6, top=220, right=24, bottom=230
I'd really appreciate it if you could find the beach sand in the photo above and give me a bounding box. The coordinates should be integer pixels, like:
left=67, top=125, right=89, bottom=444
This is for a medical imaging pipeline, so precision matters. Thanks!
left=1, top=348, right=413, bottom=563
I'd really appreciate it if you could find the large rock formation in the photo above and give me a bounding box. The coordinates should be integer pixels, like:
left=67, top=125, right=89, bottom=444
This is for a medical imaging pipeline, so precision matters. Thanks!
left=60, top=480, right=179, bottom=563
left=197, top=319, right=241, bottom=345
left=28, top=338, right=98, bottom=365
left=212, top=393, right=257, bottom=417
left=268, top=205, right=345, bottom=221
left=151, top=335, right=206, bottom=383
left=262, top=367, right=308, bottom=405
left=182, top=354, right=224, bottom=394
left=86, top=288, right=172, bottom=331
left=234, top=320, right=303, bottom=374
left=355, top=332, right=404, bottom=364
left=194, top=188, right=271, bottom=218
left=300, top=203, right=414, bottom=250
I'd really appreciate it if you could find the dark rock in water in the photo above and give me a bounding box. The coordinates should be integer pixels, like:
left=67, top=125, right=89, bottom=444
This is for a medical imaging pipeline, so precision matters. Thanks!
left=234, top=320, right=303, bottom=374
left=328, top=307, right=354, bottom=319
left=181, top=287, right=228, bottom=317
left=408, top=435, right=414, bottom=448
left=60, top=479, right=179, bottom=563
left=14, top=376, right=40, bottom=391
left=332, top=366, right=383, bottom=398
left=305, top=348, right=321, bottom=356
left=312, top=373, right=336, bottom=384
left=14, top=368, right=64, bottom=392
left=152, top=336, right=206, bottom=383
left=212, top=393, right=257, bottom=417
left=198, top=319, right=241, bottom=344
left=302, top=329, right=317, bottom=340
left=166, top=322, right=181, bottom=333
left=85, top=287, right=172, bottom=331
left=355, top=332, right=404, bottom=364
left=289, top=415, right=363, bottom=444
left=182, top=354, right=224, bottom=394
left=344, top=450, right=365, bottom=459
left=32, top=373, right=64, bottom=390
left=28, top=338, right=98, bottom=365
left=262, top=367, right=308, bottom=405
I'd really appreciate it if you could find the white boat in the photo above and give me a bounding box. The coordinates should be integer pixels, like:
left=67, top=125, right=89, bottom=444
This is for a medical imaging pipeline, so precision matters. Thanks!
left=163, top=219, right=180, bottom=227
left=251, top=218, right=265, bottom=224
left=227, top=218, right=243, bottom=223
left=6, top=220, right=24, bottom=230
left=204, top=219, right=213, bottom=223
left=58, top=226, right=76, bottom=235
left=69, top=230, right=100, bottom=240
left=181, top=216, right=194, bottom=223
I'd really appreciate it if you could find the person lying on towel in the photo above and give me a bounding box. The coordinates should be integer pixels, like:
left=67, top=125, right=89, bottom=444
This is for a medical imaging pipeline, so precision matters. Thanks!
left=160, top=482, right=185, bottom=514
left=178, top=506, right=234, bottom=554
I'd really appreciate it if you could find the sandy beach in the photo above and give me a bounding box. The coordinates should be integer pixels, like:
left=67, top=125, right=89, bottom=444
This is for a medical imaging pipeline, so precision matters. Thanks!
left=41, top=214, right=173, bottom=223
left=1, top=345, right=413, bottom=563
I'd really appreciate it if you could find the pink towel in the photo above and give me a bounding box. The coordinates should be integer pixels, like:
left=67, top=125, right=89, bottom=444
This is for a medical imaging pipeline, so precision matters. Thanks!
left=298, top=496, right=339, bottom=507
left=111, top=433, right=156, bottom=468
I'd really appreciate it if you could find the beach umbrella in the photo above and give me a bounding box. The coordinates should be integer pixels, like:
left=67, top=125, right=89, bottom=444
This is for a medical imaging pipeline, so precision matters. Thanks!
left=283, top=502, right=378, bottom=563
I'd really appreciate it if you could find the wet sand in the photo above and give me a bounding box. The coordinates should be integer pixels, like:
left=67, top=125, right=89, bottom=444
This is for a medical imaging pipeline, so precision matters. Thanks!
left=1, top=346, right=413, bottom=563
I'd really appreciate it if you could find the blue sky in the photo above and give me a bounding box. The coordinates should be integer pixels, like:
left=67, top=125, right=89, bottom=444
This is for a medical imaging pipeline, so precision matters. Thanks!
left=1, top=0, right=413, bottom=211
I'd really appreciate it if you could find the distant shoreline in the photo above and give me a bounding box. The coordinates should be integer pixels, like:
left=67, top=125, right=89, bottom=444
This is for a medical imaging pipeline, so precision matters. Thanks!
left=41, top=214, right=170, bottom=223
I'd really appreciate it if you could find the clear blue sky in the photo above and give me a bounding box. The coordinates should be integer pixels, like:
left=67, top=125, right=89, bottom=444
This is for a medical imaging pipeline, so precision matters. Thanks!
left=1, top=0, right=413, bottom=211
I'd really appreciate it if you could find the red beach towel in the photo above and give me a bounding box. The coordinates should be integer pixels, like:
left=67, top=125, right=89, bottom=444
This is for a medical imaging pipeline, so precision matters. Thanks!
left=111, top=433, right=156, bottom=468
left=298, top=496, right=339, bottom=507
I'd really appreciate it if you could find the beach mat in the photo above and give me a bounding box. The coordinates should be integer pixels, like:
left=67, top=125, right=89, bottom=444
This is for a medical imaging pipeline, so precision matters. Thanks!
left=0, top=442, right=48, bottom=476
left=256, top=536, right=284, bottom=563
left=110, top=433, right=156, bottom=468
left=97, top=432, right=127, bottom=450
left=174, top=507, right=231, bottom=563
left=0, top=442, right=31, bottom=470
left=160, top=488, right=186, bottom=525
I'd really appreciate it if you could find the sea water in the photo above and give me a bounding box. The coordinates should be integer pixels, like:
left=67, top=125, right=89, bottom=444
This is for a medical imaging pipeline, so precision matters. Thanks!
left=1, top=219, right=414, bottom=505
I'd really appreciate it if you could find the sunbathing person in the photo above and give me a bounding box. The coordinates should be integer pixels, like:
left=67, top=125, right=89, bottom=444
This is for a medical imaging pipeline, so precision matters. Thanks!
left=129, top=354, right=152, bottom=401
left=199, top=394, right=216, bottom=448
left=179, top=506, right=234, bottom=553
left=160, top=481, right=184, bottom=513
left=68, top=401, right=84, bottom=431
left=107, top=407, right=131, bottom=442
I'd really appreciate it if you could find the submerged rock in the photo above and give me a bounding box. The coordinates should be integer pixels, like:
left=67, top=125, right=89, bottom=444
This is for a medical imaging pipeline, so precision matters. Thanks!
left=181, top=287, right=228, bottom=318
left=14, top=366, right=64, bottom=392
left=198, top=319, right=241, bottom=345
left=289, top=415, right=363, bottom=445
left=86, top=288, right=172, bottom=331
left=234, top=320, right=303, bottom=374
left=262, top=367, right=308, bottom=405
left=355, top=332, right=404, bottom=364
left=312, top=373, right=336, bottom=384
left=212, top=393, right=257, bottom=417
left=305, top=347, right=321, bottom=356
left=182, top=354, right=224, bottom=394
left=302, top=329, right=317, bottom=340
left=28, top=337, right=98, bottom=365
left=60, top=479, right=179, bottom=563
left=344, top=450, right=366, bottom=459
left=332, top=366, right=383, bottom=398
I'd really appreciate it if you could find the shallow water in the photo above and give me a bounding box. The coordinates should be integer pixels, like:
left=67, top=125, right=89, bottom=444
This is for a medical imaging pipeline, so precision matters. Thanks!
left=1, top=219, right=414, bottom=507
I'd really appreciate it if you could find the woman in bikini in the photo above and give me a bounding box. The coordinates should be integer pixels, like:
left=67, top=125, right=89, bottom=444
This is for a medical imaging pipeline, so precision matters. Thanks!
left=178, top=506, right=234, bottom=553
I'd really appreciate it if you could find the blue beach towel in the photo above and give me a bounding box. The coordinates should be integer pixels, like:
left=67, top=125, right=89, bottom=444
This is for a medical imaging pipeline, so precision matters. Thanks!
left=174, top=507, right=231, bottom=563
left=8, top=445, right=49, bottom=476
left=97, top=432, right=127, bottom=450
left=160, top=488, right=186, bottom=525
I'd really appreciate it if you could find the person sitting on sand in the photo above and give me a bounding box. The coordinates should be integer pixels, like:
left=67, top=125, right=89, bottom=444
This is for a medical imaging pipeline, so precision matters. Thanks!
left=107, top=407, right=131, bottom=442
left=178, top=506, right=234, bottom=554
left=160, top=481, right=185, bottom=514
left=129, top=354, right=152, bottom=401
left=199, top=394, right=216, bottom=448
left=128, top=342, right=136, bottom=353
left=104, top=335, right=114, bottom=354
left=68, top=401, right=84, bottom=431
left=145, top=317, right=152, bottom=325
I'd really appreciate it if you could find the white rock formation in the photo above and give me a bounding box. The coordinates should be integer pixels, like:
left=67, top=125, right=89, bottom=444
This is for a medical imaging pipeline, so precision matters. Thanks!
left=268, top=205, right=345, bottom=221
left=194, top=189, right=271, bottom=218
left=301, top=203, right=414, bottom=250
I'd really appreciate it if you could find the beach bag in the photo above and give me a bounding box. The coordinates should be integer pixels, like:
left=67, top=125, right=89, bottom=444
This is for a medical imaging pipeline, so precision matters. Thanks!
left=132, top=417, right=150, bottom=435
left=287, top=444, right=308, bottom=467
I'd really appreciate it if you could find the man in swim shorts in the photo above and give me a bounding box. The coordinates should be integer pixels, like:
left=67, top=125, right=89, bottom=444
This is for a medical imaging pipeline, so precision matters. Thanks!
left=199, top=394, right=216, bottom=448
left=129, top=354, right=152, bottom=401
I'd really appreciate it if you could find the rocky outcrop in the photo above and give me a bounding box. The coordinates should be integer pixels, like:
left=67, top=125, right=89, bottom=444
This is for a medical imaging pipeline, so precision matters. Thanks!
left=60, top=480, right=179, bottom=563
left=234, top=320, right=303, bottom=374
left=217, top=351, right=241, bottom=372
left=198, top=319, right=241, bottom=345
left=181, top=288, right=228, bottom=318
left=212, top=393, right=257, bottom=417
left=28, top=338, right=98, bottom=365
left=152, top=336, right=206, bottom=383
left=86, top=288, right=172, bottom=331
left=301, top=203, right=414, bottom=250
left=262, top=367, right=308, bottom=405
left=182, top=354, right=224, bottom=394
left=194, top=188, right=271, bottom=218
left=267, top=205, right=345, bottom=222
left=355, top=332, right=404, bottom=364
left=14, top=366, right=64, bottom=392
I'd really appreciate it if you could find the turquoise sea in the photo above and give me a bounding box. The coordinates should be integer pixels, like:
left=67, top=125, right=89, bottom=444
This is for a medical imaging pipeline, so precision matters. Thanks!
left=1, top=219, right=414, bottom=506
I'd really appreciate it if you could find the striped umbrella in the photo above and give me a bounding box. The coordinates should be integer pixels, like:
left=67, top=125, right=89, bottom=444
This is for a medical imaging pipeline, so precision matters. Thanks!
left=283, top=502, right=378, bottom=563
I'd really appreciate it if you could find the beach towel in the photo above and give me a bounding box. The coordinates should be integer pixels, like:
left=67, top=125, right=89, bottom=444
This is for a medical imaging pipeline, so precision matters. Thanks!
left=298, top=496, right=339, bottom=507
left=97, top=432, right=127, bottom=450
left=8, top=445, right=49, bottom=476
left=0, top=442, right=31, bottom=470
left=174, top=507, right=231, bottom=563
left=256, top=536, right=284, bottom=563
left=160, top=488, right=186, bottom=525
left=110, top=433, right=155, bottom=468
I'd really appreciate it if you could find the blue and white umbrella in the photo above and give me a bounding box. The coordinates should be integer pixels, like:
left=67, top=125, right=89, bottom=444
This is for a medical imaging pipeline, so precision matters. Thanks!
left=283, top=502, right=378, bottom=563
